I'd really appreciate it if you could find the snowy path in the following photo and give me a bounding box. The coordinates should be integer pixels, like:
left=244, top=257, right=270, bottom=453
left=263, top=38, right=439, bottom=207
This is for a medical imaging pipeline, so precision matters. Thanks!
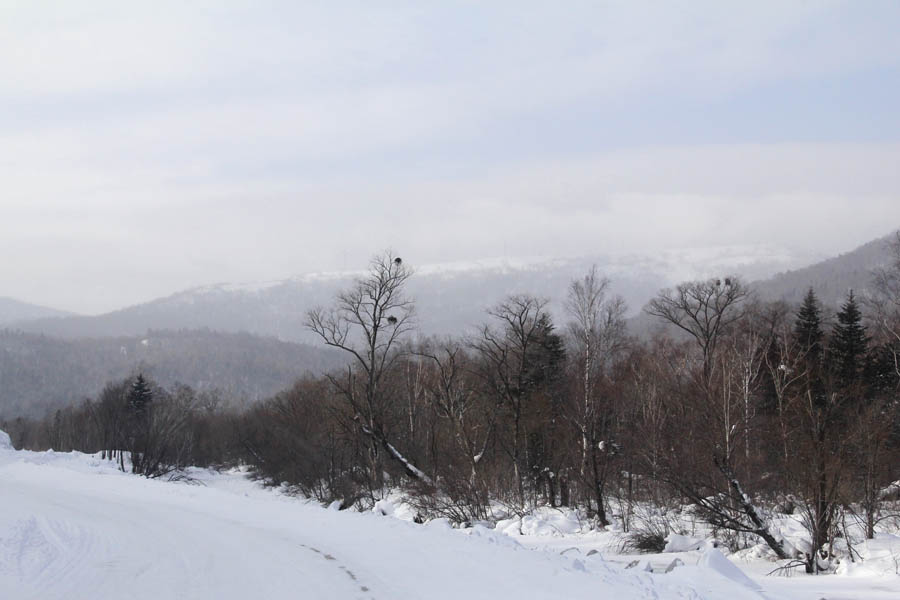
left=1, top=444, right=773, bottom=600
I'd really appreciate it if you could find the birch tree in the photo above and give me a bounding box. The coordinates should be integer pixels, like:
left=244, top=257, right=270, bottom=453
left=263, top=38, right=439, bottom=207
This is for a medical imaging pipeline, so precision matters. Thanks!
left=564, top=266, right=627, bottom=523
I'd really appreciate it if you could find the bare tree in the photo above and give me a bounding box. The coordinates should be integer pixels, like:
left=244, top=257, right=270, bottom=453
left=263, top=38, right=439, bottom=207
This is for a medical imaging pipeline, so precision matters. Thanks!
left=412, top=338, right=496, bottom=520
left=870, top=232, right=900, bottom=379
left=564, top=266, right=627, bottom=523
left=646, top=277, right=748, bottom=393
left=761, top=301, right=808, bottom=465
left=471, top=294, right=554, bottom=504
left=646, top=278, right=788, bottom=558
left=306, top=251, right=433, bottom=491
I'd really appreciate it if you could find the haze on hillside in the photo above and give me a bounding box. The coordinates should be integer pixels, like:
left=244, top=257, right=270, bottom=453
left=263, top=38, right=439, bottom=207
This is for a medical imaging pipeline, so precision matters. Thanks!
left=2, top=1, right=900, bottom=315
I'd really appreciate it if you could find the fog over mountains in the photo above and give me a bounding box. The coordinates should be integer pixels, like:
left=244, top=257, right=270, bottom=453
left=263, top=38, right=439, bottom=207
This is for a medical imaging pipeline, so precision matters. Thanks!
left=2, top=233, right=896, bottom=419
left=9, top=243, right=828, bottom=344
left=0, top=297, right=72, bottom=327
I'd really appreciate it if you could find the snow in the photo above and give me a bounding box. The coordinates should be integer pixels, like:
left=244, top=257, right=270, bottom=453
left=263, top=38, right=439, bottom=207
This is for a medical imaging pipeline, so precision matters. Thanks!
left=497, top=507, right=585, bottom=537
left=698, top=548, right=762, bottom=590
left=0, top=437, right=763, bottom=600
left=2, top=435, right=898, bottom=599
left=665, top=533, right=707, bottom=553
left=166, top=244, right=812, bottom=305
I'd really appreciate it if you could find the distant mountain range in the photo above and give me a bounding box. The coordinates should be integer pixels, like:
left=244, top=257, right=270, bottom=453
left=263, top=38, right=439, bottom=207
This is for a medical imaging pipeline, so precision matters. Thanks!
left=2, top=233, right=896, bottom=420
left=0, top=297, right=72, bottom=326
left=8, top=244, right=821, bottom=344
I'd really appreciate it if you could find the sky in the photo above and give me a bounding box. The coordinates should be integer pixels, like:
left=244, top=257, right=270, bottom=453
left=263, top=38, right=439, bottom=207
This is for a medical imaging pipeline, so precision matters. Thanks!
left=2, top=0, right=900, bottom=315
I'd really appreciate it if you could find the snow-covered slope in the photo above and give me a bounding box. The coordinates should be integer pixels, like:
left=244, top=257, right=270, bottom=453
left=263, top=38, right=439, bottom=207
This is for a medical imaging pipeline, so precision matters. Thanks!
left=0, top=437, right=776, bottom=600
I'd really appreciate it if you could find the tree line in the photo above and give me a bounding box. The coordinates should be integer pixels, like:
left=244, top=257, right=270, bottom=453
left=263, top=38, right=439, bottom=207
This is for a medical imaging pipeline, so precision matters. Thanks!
left=4, top=237, right=900, bottom=575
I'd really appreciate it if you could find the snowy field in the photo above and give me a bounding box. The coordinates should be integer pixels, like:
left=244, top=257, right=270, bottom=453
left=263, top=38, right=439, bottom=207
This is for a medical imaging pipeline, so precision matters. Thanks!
left=1, top=431, right=898, bottom=600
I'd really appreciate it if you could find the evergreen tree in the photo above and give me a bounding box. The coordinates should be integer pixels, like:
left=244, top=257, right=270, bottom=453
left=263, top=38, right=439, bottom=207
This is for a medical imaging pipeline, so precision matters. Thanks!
left=795, top=288, right=824, bottom=363
left=828, top=291, right=868, bottom=387
left=864, top=342, right=900, bottom=394
left=524, top=313, right=567, bottom=390
left=128, top=374, right=153, bottom=417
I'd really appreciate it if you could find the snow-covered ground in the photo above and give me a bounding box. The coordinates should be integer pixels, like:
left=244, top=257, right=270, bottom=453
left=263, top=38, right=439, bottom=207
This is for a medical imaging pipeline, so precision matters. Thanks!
left=1, top=432, right=897, bottom=599
left=494, top=508, right=900, bottom=600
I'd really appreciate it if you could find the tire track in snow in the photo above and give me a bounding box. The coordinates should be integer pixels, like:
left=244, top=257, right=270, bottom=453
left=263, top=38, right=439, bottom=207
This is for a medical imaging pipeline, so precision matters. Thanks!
left=300, top=543, right=375, bottom=599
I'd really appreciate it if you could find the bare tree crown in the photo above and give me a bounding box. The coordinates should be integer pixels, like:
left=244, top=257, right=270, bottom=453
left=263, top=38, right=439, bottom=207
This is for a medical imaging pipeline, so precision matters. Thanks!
left=306, top=250, right=416, bottom=376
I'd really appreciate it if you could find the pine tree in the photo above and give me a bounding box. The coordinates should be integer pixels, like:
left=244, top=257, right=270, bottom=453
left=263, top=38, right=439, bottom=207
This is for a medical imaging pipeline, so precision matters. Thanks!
left=128, top=374, right=153, bottom=417
left=795, top=288, right=824, bottom=363
left=794, top=288, right=826, bottom=410
left=828, top=291, right=868, bottom=387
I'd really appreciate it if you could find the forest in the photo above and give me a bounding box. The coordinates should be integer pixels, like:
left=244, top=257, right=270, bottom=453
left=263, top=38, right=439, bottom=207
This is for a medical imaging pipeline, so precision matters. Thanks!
left=4, top=236, right=900, bottom=576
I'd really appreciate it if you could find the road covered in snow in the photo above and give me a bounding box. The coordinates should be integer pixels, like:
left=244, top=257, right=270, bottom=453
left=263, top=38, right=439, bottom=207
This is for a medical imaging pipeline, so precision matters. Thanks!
left=0, top=432, right=797, bottom=599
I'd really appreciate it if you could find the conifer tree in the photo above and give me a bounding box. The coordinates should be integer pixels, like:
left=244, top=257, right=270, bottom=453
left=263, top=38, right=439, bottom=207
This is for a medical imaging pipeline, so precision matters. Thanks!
left=794, top=288, right=826, bottom=409
left=828, top=291, right=868, bottom=387
left=795, top=288, right=824, bottom=363
left=128, top=374, right=153, bottom=417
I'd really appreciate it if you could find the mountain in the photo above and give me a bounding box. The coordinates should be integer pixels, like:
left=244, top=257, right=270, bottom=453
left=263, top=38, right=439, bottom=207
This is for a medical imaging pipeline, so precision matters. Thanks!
left=0, top=329, right=345, bottom=419
left=0, top=297, right=73, bottom=326
left=752, top=231, right=898, bottom=308
left=11, top=245, right=812, bottom=344
left=3, top=236, right=893, bottom=419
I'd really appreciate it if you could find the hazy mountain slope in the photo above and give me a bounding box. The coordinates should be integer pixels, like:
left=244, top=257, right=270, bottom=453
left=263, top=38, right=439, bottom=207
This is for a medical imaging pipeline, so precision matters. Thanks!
left=0, top=297, right=72, bottom=326
left=751, top=231, right=898, bottom=308
left=12, top=246, right=810, bottom=343
left=624, top=232, right=897, bottom=338
left=0, top=329, right=345, bottom=419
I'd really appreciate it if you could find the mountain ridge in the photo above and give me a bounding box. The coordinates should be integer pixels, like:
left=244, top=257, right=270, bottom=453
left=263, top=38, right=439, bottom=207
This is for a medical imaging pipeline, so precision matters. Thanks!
left=0, top=297, right=74, bottom=326
left=10, top=244, right=817, bottom=343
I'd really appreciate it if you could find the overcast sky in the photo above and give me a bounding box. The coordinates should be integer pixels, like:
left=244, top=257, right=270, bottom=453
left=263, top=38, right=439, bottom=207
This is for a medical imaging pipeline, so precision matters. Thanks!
left=2, top=1, right=900, bottom=314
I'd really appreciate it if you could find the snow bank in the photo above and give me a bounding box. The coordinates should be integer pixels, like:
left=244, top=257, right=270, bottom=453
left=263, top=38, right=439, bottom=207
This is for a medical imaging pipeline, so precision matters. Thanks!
left=698, top=548, right=761, bottom=590
left=497, top=507, right=585, bottom=537
left=372, top=498, right=395, bottom=516
left=879, top=480, right=900, bottom=501
left=468, top=524, right=522, bottom=549
left=0, top=429, right=11, bottom=450
left=836, top=533, right=900, bottom=577
left=664, top=533, right=706, bottom=553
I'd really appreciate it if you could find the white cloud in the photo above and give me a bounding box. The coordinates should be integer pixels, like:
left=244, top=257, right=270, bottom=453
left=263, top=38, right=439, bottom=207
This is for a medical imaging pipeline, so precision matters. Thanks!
left=1, top=2, right=899, bottom=312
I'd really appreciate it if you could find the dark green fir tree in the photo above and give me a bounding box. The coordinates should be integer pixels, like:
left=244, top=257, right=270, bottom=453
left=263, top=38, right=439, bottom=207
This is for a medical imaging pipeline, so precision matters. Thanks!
left=795, top=288, right=824, bottom=363
left=128, top=374, right=153, bottom=417
left=828, top=291, right=868, bottom=387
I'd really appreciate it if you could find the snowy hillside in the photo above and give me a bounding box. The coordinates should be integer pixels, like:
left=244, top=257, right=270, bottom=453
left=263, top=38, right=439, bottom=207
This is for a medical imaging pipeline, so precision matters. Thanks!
left=3, top=432, right=898, bottom=600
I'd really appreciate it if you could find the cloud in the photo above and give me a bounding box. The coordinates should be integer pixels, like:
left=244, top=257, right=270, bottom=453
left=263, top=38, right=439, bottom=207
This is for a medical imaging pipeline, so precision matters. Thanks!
left=1, top=2, right=899, bottom=313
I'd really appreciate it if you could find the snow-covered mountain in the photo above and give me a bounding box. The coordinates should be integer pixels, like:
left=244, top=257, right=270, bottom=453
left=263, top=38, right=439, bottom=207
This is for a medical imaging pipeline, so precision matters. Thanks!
left=11, top=244, right=814, bottom=343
